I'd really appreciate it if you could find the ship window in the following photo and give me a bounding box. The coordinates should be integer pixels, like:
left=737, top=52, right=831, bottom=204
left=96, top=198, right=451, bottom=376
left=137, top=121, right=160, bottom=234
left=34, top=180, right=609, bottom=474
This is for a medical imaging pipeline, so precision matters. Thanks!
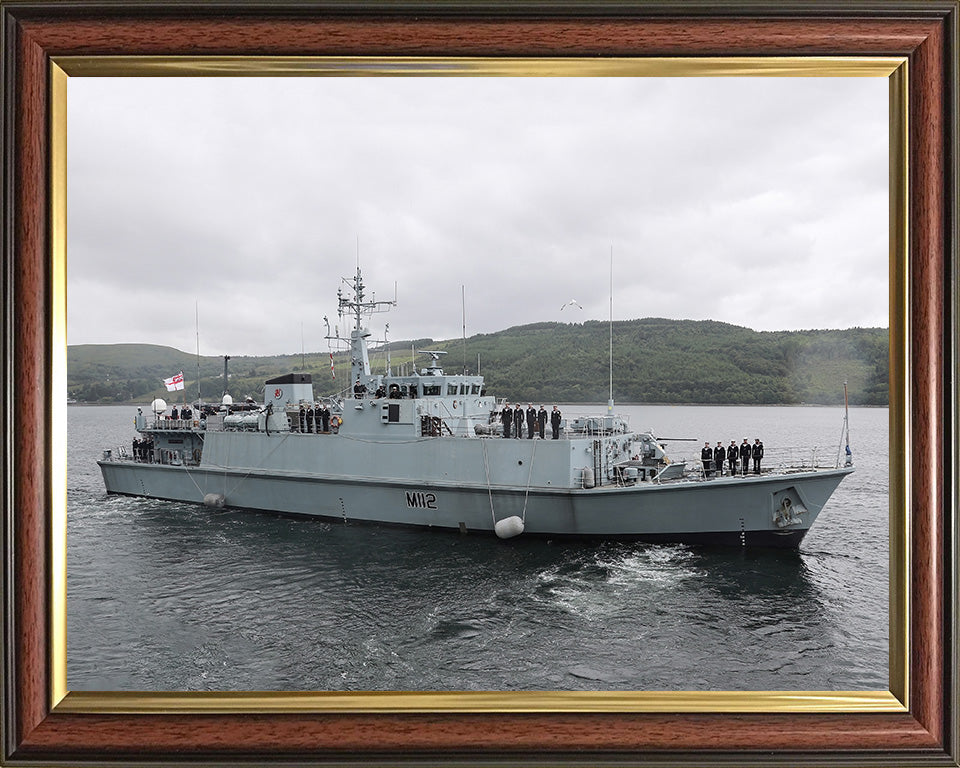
left=423, top=384, right=441, bottom=396
left=447, top=384, right=458, bottom=396
left=471, top=384, right=480, bottom=394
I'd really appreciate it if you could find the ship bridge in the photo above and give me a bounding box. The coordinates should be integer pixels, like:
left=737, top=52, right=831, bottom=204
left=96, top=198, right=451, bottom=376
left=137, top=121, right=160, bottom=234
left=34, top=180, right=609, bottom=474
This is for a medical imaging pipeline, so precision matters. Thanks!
left=370, top=370, right=493, bottom=438
left=382, top=373, right=485, bottom=400
left=380, top=349, right=485, bottom=399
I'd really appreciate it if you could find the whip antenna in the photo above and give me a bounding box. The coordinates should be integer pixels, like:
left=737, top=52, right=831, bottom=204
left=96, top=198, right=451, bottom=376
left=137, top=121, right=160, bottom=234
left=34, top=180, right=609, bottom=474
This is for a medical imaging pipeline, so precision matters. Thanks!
left=195, top=300, right=201, bottom=406
left=608, top=246, right=614, bottom=415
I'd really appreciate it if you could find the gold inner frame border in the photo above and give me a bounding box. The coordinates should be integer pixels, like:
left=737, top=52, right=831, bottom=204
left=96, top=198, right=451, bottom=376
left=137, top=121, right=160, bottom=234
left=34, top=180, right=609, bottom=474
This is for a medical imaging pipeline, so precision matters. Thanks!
left=49, top=54, right=909, bottom=716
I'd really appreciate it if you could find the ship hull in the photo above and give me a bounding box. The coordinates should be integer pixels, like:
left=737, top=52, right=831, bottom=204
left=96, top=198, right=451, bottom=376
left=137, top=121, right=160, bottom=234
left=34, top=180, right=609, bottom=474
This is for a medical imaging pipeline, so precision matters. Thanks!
left=98, top=458, right=852, bottom=548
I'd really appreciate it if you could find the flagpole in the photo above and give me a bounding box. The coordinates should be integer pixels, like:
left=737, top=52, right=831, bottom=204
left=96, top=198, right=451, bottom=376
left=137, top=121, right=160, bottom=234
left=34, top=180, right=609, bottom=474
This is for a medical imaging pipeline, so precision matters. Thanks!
left=843, top=380, right=853, bottom=466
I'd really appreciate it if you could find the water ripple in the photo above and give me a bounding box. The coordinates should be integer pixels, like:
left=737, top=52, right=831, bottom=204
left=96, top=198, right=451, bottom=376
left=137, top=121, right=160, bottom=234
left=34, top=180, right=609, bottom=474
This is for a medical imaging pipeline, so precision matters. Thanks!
left=67, top=405, right=889, bottom=692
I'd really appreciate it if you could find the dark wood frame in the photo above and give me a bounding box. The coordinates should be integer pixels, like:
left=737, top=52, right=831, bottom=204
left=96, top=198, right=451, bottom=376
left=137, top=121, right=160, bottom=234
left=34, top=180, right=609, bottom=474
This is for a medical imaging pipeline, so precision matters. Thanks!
left=2, top=2, right=956, bottom=765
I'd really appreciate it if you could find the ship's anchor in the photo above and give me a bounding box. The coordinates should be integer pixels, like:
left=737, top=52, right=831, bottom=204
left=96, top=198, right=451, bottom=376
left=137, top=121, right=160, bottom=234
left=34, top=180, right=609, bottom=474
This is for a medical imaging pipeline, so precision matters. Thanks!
left=773, top=495, right=807, bottom=528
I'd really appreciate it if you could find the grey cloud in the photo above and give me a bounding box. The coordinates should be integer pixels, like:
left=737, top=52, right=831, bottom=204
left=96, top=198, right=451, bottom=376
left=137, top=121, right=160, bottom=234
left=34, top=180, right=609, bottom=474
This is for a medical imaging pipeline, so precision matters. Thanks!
left=67, top=75, right=888, bottom=356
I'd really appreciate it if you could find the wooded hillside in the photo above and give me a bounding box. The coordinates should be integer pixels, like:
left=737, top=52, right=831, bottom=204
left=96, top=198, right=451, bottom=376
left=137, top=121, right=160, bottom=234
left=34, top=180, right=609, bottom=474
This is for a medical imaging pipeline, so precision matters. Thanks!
left=68, top=319, right=888, bottom=406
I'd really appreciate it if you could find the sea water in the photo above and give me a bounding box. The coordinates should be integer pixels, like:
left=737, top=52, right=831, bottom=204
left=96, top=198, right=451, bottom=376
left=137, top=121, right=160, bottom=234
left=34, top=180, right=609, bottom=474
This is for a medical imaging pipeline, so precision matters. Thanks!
left=67, top=403, right=888, bottom=691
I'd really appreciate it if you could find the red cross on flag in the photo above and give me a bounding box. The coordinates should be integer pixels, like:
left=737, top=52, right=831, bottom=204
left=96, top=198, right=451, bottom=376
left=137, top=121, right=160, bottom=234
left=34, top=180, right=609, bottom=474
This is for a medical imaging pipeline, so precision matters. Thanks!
left=163, top=371, right=185, bottom=391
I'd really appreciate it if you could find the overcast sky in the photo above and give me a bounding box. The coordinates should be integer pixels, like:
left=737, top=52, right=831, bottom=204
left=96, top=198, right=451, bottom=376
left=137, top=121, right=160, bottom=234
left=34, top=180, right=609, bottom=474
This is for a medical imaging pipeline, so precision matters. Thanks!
left=67, top=76, right=888, bottom=357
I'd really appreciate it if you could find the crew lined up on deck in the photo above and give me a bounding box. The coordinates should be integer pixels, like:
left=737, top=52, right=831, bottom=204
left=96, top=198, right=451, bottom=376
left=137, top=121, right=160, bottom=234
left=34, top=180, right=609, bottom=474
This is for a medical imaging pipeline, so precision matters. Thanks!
left=499, top=404, right=562, bottom=439
left=132, top=437, right=154, bottom=462
left=700, top=437, right=764, bottom=476
left=293, top=403, right=337, bottom=433
left=170, top=405, right=194, bottom=421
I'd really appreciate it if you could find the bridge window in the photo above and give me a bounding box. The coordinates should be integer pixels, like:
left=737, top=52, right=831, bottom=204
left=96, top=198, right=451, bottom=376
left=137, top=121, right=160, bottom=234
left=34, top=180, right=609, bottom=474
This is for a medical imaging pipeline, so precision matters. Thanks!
left=423, top=384, right=441, bottom=396
left=447, top=384, right=459, bottom=396
left=471, top=384, right=480, bottom=394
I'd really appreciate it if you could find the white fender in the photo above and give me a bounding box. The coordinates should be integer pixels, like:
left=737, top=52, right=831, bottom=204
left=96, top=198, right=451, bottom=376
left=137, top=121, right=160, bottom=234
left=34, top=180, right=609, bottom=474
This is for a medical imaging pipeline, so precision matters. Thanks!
left=203, top=493, right=225, bottom=508
left=494, top=516, right=524, bottom=539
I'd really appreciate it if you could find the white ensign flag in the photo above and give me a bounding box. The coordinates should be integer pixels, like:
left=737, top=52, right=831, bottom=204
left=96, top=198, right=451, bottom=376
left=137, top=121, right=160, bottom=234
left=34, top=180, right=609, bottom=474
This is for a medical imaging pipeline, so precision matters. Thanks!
left=163, top=371, right=185, bottom=391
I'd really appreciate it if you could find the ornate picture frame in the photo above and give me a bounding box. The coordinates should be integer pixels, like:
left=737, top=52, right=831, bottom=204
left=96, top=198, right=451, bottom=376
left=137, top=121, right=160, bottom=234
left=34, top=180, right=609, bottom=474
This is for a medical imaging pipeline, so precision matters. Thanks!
left=2, top=3, right=956, bottom=764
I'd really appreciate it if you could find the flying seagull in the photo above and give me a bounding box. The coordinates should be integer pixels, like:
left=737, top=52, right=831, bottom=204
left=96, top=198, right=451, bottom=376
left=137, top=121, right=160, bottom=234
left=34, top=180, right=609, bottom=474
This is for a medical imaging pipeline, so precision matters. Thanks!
left=560, top=299, right=583, bottom=311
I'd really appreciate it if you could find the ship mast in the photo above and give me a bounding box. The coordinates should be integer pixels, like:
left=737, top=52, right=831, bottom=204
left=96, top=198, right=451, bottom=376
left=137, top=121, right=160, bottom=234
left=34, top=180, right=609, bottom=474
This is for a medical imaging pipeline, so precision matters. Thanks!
left=336, top=266, right=396, bottom=386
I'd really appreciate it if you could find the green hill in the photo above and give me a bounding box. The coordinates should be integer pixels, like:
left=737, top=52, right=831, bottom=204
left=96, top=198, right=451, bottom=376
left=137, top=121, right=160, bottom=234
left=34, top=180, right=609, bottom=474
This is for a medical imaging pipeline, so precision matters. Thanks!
left=67, top=320, right=888, bottom=406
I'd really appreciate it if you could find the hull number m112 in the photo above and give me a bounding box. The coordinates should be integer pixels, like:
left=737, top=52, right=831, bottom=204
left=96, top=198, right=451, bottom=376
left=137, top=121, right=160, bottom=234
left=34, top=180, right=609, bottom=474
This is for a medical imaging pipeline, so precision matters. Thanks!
left=406, top=491, right=437, bottom=509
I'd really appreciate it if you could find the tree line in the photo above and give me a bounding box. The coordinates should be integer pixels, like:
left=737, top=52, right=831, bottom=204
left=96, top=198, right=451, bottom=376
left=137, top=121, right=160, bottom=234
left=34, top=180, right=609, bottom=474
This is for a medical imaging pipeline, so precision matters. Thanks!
left=67, top=319, right=888, bottom=406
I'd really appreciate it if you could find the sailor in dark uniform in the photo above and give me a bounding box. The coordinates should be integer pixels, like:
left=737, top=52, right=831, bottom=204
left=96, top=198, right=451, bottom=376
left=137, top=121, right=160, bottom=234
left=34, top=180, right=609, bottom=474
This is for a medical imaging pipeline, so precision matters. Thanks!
left=500, top=404, right=512, bottom=438
left=298, top=405, right=306, bottom=432
left=727, top=440, right=738, bottom=475
left=713, top=442, right=726, bottom=477
left=319, top=403, right=331, bottom=433
left=305, top=405, right=314, bottom=433
left=526, top=404, right=537, bottom=439
left=353, top=378, right=367, bottom=399
left=701, top=442, right=714, bottom=476
left=739, top=438, right=751, bottom=476
left=171, top=406, right=179, bottom=421
left=752, top=438, right=764, bottom=474
left=513, top=404, right=525, bottom=438
left=551, top=406, right=562, bottom=439
left=537, top=405, right=547, bottom=439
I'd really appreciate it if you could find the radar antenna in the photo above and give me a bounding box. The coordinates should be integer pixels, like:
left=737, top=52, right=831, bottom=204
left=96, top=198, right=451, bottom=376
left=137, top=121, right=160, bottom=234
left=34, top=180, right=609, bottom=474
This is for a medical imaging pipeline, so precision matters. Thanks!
left=416, top=350, right=448, bottom=361
left=337, top=266, right=396, bottom=331
left=415, top=349, right=447, bottom=375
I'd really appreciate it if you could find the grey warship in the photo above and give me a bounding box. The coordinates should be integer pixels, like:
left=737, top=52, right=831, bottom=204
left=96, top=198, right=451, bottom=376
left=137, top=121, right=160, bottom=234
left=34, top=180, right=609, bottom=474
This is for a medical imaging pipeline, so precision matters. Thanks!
left=98, top=267, right=854, bottom=547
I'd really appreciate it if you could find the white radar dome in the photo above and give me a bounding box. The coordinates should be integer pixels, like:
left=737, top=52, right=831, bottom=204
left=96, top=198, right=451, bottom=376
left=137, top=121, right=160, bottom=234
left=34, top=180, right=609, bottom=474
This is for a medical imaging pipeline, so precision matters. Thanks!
left=150, top=398, right=167, bottom=414
left=222, top=394, right=234, bottom=405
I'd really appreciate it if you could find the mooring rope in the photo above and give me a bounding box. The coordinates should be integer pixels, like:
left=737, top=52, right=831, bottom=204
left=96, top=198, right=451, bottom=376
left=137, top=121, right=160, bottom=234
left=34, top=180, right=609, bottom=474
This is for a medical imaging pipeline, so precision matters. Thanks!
left=224, top=431, right=295, bottom=498
left=181, top=460, right=205, bottom=498
left=520, top=438, right=538, bottom=522
left=481, top=438, right=497, bottom=526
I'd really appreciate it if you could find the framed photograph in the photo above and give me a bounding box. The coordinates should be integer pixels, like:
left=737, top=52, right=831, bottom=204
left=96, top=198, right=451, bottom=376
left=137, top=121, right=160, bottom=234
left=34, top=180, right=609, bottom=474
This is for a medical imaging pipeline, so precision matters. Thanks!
left=2, top=2, right=956, bottom=765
